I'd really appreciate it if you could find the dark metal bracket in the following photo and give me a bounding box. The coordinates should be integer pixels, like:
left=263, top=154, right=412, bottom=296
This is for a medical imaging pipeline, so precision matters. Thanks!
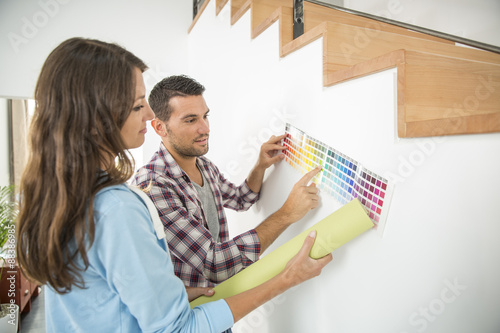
left=193, top=0, right=205, bottom=19
left=293, top=0, right=304, bottom=39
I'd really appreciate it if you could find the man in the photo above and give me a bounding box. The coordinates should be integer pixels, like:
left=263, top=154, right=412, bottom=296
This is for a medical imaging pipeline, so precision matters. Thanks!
left=134, top=75, right=320, bottom=287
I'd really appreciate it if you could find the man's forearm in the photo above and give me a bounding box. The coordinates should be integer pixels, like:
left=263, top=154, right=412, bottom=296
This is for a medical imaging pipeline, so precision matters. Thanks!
left=246, top=164, right=266, bottom=193
left=252, top=166, right=321, bottom=255
left=254, top=209, right=291, bottom=254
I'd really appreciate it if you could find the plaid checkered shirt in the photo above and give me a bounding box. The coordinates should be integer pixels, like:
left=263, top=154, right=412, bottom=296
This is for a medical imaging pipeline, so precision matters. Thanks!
left=132, top=143, right=261, bottom=287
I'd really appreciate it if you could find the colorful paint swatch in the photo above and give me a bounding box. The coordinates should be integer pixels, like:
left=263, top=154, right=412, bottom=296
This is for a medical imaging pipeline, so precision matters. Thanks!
left=283, top=123, right=392, bottom=230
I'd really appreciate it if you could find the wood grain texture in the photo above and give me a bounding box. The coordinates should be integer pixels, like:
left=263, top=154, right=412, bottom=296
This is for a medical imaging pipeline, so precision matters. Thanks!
left=303, top=2, right=453, bottom=44
left=250, top=0, right=454, bottom=44
left=325, top=48, right=406, bottom=85
left=401, top=51, right=500, bottom=137
left=323, top=21, right=500, bottom=73
left=189, top=0, right=500, bottom=137
left=283, top=20, right=326, bottom=57
left=251, top=0, right=289, bottom=38
left=216, top=0, right=228, bottom=15
left=231, top=0, right=251, bottom=25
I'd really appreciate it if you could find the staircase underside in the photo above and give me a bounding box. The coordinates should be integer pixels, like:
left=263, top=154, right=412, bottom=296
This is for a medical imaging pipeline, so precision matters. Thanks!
left=190, top=0, right=500, bottom=138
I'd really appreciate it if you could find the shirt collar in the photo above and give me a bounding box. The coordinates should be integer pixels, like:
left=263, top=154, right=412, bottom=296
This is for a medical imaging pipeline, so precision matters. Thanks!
left=158, top=142, right=185, bottom=179
left=158, top=142, right=206, bottom=180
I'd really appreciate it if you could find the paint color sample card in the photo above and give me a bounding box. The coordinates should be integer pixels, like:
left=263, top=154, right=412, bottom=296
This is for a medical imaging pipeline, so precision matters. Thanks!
left=283, top=123, right=393, bottom=233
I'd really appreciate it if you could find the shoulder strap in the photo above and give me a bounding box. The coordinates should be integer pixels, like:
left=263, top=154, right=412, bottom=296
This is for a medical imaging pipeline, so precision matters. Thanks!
left=127, top=185, right=166, bottom=240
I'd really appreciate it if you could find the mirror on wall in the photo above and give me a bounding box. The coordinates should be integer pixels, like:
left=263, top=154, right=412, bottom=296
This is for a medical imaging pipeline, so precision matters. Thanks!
left=0, top=98, right=35, bottom=187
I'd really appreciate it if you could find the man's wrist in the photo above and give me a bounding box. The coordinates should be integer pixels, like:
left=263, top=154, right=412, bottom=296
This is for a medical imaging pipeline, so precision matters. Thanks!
left=253, top=161, right=267, bottom=174
left=247, top=163, right=266, bottom=193
left=273, top=208, right=293, bottom=226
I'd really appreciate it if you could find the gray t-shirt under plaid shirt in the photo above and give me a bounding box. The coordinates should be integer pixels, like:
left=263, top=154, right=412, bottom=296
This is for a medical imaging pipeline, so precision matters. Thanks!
left=193, top=169, right=220, bottom=242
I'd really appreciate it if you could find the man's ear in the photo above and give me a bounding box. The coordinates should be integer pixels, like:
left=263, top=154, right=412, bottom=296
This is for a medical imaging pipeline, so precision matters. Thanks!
left=151, top=118, right=167, bottom=137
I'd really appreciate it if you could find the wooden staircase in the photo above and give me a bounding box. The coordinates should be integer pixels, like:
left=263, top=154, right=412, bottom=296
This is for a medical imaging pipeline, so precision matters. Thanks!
left=190, top=0, right=500, bottom=138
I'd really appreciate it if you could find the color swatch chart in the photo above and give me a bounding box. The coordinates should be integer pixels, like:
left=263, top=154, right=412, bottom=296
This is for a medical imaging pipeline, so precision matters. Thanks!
left=282, top=123, right=392, bottom=229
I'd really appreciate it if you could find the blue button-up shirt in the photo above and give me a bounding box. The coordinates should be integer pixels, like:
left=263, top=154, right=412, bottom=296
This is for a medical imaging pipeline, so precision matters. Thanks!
left=45, top=184, right=233, bottom=332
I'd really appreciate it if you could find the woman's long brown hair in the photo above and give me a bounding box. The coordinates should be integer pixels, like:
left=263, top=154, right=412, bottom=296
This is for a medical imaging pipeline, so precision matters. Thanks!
left=16, top=38, right=148, bottom=293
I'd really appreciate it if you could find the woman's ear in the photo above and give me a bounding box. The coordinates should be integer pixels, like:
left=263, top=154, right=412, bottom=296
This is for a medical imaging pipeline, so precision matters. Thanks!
left=151, top=118, right=167, bottom=137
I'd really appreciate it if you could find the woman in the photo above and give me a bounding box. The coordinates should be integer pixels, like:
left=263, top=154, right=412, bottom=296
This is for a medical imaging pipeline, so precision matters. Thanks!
left=16, top=37, right=332, bottom=332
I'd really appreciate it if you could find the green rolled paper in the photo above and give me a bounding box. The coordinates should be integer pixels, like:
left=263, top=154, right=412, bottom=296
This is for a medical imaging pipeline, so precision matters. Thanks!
left=190, top=198, right=374, bottom=308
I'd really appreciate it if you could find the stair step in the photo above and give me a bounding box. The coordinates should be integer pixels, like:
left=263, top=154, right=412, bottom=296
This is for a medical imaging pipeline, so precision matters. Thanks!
left=250, top=0, right=454, bottom=45
left=399, top=50, right=500, bottom=137
left=323, top=21, right=500, bottom=75
left=230, top=0, right=251, bottom=25
left=190, top=0, right=500, bottom=138
left=216, top=0, right=229, bottom=15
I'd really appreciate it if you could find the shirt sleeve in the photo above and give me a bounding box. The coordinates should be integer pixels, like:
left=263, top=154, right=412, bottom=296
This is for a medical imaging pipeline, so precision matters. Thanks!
left=210, top=164, right=260, bottom=211
left=146, top=180, right=261, bottom=284
left=91, top=189, right=234, bottom=332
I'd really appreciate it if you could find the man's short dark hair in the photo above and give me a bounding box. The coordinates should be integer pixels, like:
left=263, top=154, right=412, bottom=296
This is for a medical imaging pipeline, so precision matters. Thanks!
left=148, top=75, right=205, bottom=121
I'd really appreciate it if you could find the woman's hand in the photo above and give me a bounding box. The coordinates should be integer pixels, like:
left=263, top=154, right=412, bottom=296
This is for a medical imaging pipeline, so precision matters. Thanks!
left=224, top=229, right=333, bottom=323
left=185, top=286, right=216, bottom=302
left=280, top=230, right=333, bottom=288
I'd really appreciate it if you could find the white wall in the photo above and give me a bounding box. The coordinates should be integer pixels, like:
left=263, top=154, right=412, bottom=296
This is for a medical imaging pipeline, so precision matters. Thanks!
left=0, top=0, right=192, bottom=173
left=0, top=0, right=192, bottom=99
left=187, top=1, right=500, bottom=333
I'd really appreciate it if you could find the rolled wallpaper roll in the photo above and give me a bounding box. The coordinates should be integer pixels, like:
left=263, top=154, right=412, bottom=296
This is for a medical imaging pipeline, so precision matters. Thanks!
left=190, top=198, right=374, bottom=308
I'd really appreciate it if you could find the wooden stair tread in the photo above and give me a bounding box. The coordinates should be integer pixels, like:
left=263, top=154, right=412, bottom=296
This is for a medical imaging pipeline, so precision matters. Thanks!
left=189, top=0, right=500, bottom=138
left=400, top=50, right=500, bottom=137
left=251, top=0, right=289, bottom=38
left=231, top=0, right=251, bottom=25
left=249, top=0, right=454, bottom=44
left=303, top=2, right=453, bottom=44
left=323, top=21, right=500, bottom=73
left=216, top=0, right=229, bottom=15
